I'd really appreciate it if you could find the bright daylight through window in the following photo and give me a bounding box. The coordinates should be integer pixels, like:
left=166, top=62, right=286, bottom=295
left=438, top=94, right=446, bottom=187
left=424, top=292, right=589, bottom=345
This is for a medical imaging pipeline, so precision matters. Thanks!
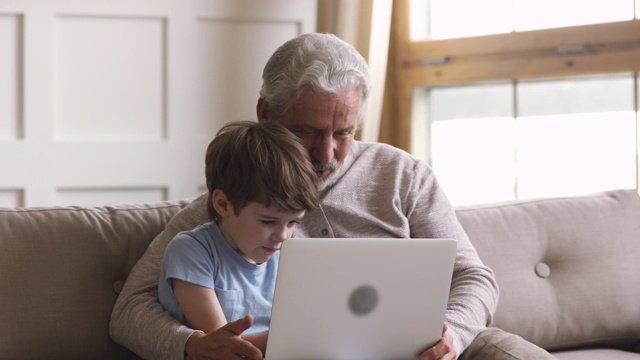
left=405, top=0, right=640, bottom=206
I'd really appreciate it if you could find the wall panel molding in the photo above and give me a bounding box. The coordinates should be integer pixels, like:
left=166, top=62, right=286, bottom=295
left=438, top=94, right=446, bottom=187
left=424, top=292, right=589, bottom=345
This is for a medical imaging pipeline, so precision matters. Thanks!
left=0, top=0, right=317, bottom=207
left=0, top=14, right=23, bottom=140
left=0, top=189, right=25, bottom=207
left=53, top=15, right=167, bottom=141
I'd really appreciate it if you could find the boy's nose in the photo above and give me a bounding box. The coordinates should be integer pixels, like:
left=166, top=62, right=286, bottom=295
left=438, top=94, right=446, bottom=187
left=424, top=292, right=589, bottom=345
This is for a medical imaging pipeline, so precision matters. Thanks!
left=272, top=226, right=288, bottom=243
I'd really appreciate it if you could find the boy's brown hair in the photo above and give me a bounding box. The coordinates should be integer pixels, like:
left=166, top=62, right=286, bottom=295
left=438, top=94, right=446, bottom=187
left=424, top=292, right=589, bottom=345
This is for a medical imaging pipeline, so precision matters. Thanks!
left=205, top=120, right=318, bottom=220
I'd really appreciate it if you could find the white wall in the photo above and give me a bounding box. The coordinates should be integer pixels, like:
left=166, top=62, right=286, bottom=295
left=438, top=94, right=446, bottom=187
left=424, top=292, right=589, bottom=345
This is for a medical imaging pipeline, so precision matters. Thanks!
left=0, top=0, right=317, bottom=207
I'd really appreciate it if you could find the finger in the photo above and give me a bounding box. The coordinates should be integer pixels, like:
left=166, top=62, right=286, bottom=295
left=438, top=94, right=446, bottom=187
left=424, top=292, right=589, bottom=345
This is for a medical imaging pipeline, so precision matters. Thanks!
left=233, top=340, right=263, bottom=360
left=235, top=344, right=263, bottom=360
left=223, top=314, right=254, bottom=336
left=442, top=322, right=448, bottom=335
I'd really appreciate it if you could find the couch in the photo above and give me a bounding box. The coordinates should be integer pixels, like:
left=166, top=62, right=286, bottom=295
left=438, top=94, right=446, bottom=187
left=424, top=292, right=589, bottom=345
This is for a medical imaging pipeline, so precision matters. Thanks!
left=1, top=189, right=639, bottom=359
left=457, top=189, right=640, bottom=360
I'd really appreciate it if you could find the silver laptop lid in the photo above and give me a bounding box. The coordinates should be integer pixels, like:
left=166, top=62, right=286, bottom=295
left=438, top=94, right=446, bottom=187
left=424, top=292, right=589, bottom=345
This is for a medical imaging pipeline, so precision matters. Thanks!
left=265, top=238, right=457, bottom=360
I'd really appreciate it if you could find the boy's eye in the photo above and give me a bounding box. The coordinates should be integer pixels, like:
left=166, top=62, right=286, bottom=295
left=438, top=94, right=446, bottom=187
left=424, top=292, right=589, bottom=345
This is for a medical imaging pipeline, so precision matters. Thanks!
left=260, top=220, right=275, bottom=225
left=287, top=220, right=300, bottom=227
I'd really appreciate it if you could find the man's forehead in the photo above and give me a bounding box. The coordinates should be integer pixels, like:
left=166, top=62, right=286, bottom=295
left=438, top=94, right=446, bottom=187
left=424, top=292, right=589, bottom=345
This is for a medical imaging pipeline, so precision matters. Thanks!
left=284, top=91, right=360, bottom=124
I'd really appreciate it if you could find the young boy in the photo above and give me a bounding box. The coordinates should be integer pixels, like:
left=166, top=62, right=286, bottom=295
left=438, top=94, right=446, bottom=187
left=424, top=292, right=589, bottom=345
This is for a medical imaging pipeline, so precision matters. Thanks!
left=158, top=120, right=319, bottom=354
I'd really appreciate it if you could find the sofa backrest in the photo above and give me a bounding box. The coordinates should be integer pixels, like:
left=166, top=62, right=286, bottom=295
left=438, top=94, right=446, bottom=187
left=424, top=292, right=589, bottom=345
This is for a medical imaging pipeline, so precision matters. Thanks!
left=0, top=200, right=190, bottom=360
left=455, top=189, right=640, bottom=351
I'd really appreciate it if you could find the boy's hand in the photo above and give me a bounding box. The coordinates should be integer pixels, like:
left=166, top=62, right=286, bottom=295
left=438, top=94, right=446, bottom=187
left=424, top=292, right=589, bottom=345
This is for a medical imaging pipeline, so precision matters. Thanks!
left=185, top=315, right=263, bottom=360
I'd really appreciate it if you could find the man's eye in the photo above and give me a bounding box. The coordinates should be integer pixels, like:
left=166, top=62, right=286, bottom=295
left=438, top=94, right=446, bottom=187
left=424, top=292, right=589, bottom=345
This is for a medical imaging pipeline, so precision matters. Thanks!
left=297, top=130, right=315, bottom=136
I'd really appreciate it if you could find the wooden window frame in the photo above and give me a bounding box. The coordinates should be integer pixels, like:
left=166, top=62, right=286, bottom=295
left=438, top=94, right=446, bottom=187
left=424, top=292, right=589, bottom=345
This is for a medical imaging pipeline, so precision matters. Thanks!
left=381, top=0, right=640, bottom=152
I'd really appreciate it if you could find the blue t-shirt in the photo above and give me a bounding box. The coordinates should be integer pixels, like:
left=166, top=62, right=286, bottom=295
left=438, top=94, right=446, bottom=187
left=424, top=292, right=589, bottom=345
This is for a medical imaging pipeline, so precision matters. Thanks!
left=158, top=221, right=279, bottom=334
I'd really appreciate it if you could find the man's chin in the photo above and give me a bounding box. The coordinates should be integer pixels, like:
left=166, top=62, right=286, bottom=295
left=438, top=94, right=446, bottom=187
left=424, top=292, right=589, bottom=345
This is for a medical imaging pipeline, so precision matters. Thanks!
left=316, top=176, right=330, bottom=192
left=313, top=160, right=340, bottom=190
left=316, top=168, right=340, bottom=191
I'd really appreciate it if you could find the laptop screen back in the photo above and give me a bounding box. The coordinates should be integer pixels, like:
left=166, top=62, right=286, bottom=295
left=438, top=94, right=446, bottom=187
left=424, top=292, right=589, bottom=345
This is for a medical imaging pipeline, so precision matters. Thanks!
left=265, top=238, right=457, bottom=360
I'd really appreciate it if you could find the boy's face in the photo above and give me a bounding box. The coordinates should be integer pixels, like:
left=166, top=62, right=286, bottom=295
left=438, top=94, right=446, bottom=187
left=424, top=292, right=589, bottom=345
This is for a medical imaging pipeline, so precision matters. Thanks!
left=218, top=201, right=305, bottom=265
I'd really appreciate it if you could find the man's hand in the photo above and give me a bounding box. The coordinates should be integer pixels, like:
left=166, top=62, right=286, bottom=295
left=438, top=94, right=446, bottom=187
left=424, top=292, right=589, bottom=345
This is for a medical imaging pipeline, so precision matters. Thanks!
left=418, top=323, right=457, bottom=360
left=185, top=315, right=263, bottom=360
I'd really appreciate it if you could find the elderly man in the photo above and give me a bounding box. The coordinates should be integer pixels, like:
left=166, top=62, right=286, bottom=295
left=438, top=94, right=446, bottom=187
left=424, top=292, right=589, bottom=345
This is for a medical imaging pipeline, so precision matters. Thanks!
left=110, top=32, right=553, bottom=360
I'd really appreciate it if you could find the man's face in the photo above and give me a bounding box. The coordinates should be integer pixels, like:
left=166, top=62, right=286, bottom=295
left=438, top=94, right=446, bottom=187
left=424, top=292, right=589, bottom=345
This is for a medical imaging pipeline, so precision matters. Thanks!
left=278, top=89, right=361, bottom=179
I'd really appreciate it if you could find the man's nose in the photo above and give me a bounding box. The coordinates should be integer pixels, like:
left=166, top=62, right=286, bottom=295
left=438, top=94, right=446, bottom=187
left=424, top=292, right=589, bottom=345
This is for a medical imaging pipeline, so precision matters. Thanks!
left=314, top=135, right=334, bottom=165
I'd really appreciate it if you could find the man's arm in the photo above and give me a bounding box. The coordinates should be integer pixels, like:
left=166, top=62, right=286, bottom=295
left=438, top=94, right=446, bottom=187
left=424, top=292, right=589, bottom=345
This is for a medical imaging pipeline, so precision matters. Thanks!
left=407, top=162, right=500, bottom=355
left=110, top=195, right=209, bottom=360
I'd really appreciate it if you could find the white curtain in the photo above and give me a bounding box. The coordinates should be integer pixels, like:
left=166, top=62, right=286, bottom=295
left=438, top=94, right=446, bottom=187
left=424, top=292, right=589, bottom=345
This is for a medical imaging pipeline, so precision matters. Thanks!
left=317, top=0, right=392, bottom=143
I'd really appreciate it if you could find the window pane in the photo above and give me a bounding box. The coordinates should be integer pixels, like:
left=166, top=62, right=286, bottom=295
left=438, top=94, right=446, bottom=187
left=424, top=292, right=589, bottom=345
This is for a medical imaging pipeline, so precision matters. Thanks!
left=432, top=118, right=516, bottom=206
left=410, top=0, right=512, bottom=40
left=515, top=0, right=634, bottom=31
left=518, top=74, right=634, bottom=116
left=429, top=84, right=515, bottom=206
left=422, top=75, right=638, bottom=206
left=517, top=112, right=636, bottom=199
left=516, top=74, right=636, bottom=199
left=432, top=83, right=514, bottom=120
left=410, top=0, right=636, bottom=40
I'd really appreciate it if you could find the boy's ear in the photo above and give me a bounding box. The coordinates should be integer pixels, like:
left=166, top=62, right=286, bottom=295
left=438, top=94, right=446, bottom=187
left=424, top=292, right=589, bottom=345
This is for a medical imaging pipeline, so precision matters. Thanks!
left=212, top=189, right=233, bottom=217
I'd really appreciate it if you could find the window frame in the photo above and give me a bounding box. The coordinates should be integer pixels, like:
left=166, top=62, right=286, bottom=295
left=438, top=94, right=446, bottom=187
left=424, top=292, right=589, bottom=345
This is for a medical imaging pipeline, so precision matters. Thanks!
left=381, top=0, right=640, bottom=153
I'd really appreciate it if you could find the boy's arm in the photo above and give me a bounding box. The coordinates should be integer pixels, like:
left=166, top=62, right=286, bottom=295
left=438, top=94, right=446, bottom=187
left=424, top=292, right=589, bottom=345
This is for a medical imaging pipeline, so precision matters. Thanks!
left=242, top=333, right=268, bottom=355
left=172, top=279, right=227, bottom=333
left=172, top=278, right=267, bottom=357
left=173, top=279, right=267, bottom=355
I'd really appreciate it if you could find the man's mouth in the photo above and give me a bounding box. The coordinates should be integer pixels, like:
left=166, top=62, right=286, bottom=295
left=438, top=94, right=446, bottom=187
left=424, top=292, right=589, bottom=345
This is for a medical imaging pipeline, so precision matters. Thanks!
left=313, top=159, right=338, bottom=179
left=316, top=169, right=329, bottom=178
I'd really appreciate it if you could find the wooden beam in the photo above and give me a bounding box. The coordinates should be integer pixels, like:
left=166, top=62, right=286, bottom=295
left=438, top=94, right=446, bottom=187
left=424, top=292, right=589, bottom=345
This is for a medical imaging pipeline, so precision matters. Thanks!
left=403, top=47, right=640, bottom=87
left=380, top=0, right=412, bottom=151
left=405, top=19, right=640, bottom=60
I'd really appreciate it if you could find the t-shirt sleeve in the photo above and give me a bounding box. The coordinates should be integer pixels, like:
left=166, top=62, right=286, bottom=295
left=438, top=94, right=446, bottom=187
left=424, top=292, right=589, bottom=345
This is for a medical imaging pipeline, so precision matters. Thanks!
left=161, top=232, right=216, bottom=290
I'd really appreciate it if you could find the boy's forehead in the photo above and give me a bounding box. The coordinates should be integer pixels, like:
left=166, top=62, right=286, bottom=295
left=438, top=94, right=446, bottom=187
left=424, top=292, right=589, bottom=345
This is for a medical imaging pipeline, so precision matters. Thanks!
left=249, top=203, right=306, bottom=219
left=245, top=201, right=304, bottom=214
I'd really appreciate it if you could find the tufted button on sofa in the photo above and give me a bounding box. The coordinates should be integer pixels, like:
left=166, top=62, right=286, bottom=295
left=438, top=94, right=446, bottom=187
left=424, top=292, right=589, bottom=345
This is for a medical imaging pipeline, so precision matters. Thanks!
left=456, top=189, right=640, bottom=359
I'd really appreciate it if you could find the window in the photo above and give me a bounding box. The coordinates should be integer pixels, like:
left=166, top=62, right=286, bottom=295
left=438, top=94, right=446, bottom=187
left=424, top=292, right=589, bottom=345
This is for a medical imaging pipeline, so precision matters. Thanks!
left=422, top=74, right=638, bottom=205
left=410, top=0, right=636, bottom=40
left=382, top=0, right=640, bottom=206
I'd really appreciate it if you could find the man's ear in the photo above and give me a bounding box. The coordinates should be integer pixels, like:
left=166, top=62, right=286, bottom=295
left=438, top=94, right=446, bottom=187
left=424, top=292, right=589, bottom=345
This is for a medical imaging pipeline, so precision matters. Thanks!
left=212, top=189, right=233, bottom=217
left=256, top=98, right=269, bottom=123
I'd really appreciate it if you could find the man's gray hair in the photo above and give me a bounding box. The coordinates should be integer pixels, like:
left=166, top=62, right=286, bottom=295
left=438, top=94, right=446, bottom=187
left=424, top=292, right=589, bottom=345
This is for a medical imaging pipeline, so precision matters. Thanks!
left=259, top=33, right=371, bottom=127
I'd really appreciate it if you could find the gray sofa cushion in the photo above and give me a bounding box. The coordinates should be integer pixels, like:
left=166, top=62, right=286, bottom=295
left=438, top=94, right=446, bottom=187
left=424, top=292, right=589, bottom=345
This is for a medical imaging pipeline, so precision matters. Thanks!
left=0, top=200, right=189, bottom=360
left=455, top=189, right=640, bottom=351
left=554, top=348, right=640, bottom=360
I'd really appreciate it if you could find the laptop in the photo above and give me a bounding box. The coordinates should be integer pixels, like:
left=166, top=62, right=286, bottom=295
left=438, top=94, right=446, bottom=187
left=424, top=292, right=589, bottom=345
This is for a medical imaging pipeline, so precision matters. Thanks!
left=265, top=238, right=457, bottom=360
